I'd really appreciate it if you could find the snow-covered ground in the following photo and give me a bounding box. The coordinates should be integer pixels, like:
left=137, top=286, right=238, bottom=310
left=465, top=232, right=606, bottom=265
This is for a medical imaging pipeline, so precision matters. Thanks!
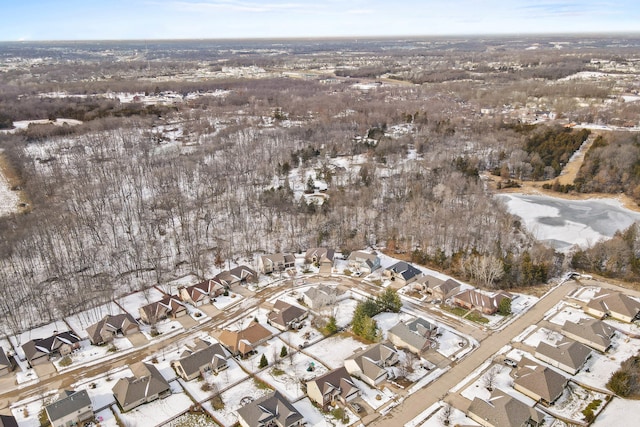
left=204, top=378, right=274, bottom=427
left=568, top=286, right=600, bottom=302
left=574, top=334, right=640, bottom=389
left=593, top=397, right=640, bottom=427
left=114, top=381, right=192, bottom=427
left=304, top=335, right=366, bottom=369
left=9, top=319, right=72, bottom=360
left=53, top=337, right=133, bottom=372
left=0, top=156, right=20, bottom=217
left=117, top=288, right=166, bottom=318
left=65, top=302, right=125, bottom=337
left=547, top=304, right=592, bottom=326
left=257, top=350, right=328, bottom=401
left=522, top=327, right=564, bottom=348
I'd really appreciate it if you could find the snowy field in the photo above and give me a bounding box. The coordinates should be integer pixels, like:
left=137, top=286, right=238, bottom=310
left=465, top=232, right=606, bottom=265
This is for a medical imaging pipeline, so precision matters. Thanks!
left=304, top=335, right=367, bottom=369
left=522, top=327, right=564, bottom=348
left=498, top=194, right=640, bottom=251
left=114, top=382, right=192, bottom=427
left=593, top=398, right=640, bottom=427
left=117, top=288, right=166, bottom=318
left=574, top=334, right=640, bottom=389
left=257, top=350, right=329, bottom=401
left=205, top=378, right=274, bottom=427
left=0, top=160, right=20, bottom=217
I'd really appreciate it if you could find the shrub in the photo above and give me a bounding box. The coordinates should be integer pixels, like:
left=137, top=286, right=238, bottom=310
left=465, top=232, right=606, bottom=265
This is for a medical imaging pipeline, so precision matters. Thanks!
left=59, top=356, right=73, bottom=367
left=331, top=407, right=349, bottom=423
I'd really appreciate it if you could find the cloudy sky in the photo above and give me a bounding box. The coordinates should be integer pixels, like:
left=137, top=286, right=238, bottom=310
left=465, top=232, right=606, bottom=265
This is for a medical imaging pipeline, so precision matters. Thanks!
left=2, top=0, right=639, bottom=41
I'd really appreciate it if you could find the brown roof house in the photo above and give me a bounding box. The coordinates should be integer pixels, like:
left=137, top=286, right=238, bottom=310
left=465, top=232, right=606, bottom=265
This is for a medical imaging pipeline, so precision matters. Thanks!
left=258, top=253, right=296, bottom=274
left=388, top=317, right=438, bottom=355
left=217, top=322, right=273, bottom=357
left=535, top=338, right=592, bottom=375
left=302, top=285, right=341, bottom=311
left=86, top=313, right=139, bottom=346
left=414, top=276, right=462, bottom=301
left=267, top=300, right=308, bottom=331
left=216, top=265, right=258, bottom=287
left=585, top=290, right=640, bottom=322
left=347, top=251, right=380, bottom=274
left=468, top=389, right=545, bottom=427
left=22, top=332, right=81, bottom=367
left=172, top=338, right=229, bottom=381
left=0, top=346, right=14, bottom=377
left=179, top=279, right=225, bottom=307
left=513, top=358, right=569, bottom=406
left=561, top=318, right=615, bottom=352
left=237, top=390, right=304, bottom=427
left=45, top=390, right=93, bottom=427
left=139, top=295, right=187, bottom=325
left=453, top=289, right=512, bottom=315
left=306, top=367, right=360, bottom=411
left=112, top=362, right=171, bottom=412
left=344, top=342, right=399, bottom=387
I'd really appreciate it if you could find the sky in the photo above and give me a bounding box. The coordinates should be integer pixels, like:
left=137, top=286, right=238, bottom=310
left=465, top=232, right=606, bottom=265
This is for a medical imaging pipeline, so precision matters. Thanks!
left=2, top=0, right=639, bottom=41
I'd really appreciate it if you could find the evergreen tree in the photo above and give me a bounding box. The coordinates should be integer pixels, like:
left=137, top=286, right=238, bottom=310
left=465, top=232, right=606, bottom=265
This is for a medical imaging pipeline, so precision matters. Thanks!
left=280, top=345, right=288, bottom=358
left=376, top=288, right=402, bottom=313
left=258, top=354, right=268, bottom=369
left=498, top=298, right=511, bottom=315
left=325, top=316, right=338, bottom=335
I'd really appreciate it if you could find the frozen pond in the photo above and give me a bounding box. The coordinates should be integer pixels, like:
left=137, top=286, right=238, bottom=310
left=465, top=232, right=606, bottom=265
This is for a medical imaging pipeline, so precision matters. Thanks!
left=498, top=194, right=640, bottom=251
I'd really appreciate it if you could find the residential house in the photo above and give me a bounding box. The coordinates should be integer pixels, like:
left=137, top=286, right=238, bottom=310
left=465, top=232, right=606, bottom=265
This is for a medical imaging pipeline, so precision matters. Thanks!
left=45, top=390, right=93, bottom=427
left=139, top=295, right=187, bottom=324
left=561, top=318, right=615, bottom=352
left=217, top=322, right=273, bottom=357
left=344, top=342, right=399, bottom=387
left=383, top=262, right=423, bottom=287
left=467, top=389, right=545, bottom=427
left=453, top=289, right=512, bottom=315
left=22, top=332, right=81, bottom=367
left=179, top=279, right=225, bottom=307
left=112, top=362, right=171, bottom=412
left=306, top=367, right=360, bottom=411
left=172, top=339, right=229, bottom=381
left=388, top=318, right=438, bottom=355
left=0, top=415, right=18, bottom=427
left=302, top=285, right=340, bottom=310
left=216, top=265, right=258, bottom=287
left=267, top=300, right=308, bottom=331
left=347, top=251, right=380, bottom=274
left=414, top=276, right=462, bottom=301
left=0, top=346, right=13, bottom=377
left=535, top=338, right=592, bottom=375
left=513, top=358, right=569, bottom=406
left=237, top=390, right=304, bottom=427
left=258, top=253, right=296, bottom=274
left=305, top=248, right=335, bottom=276
left=585, top=290, right=640, bottom=322
left=85, top=313, right=139, bottom=346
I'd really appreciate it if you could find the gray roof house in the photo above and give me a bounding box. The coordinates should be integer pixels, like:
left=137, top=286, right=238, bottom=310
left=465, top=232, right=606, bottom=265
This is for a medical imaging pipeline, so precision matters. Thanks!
left=22, top=332, right=81, bottom=367
left=513, top=358, right=569, bottom=406
left=0, top=346, right=13, bottom=377
left=237, top=390, right=304, bottom=427
left=306, top=367, right=360, bottom=411
left=347, top=251, right=380, bottom=273
left=86, top=313, right=139, bottom=345
left=258, top=253, right=296, bottom=274
left=561, top=318, right=615, bottom=352
left=112, top=362, right=171, bottom=412
left=344, top=342, right=399, bottom=387
left=468, top=389, right=545, bottom=427
left=388, top=317, right=438, bottom=355
left=535, top=338, right=592, bottom=375
left=384, top=262, right=423, bottom=287
left=45, top=390, right=93, bottom=427
left=267, top=300, right=308, bottom=331
left=302, top=285, right=341, bottom=310
left=0, top=415, right=18, bottom=427
left=172, top=339, right=229, bottom=381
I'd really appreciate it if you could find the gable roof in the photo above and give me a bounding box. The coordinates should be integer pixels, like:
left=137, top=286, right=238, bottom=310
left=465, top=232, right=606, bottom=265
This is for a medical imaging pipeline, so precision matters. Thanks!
left=22, top=331, right=81, bottom=361
left=387, top=262, right=422, bottom=281
left=86, top=313, right=138, bottom=343
left=175, top=341, right=228, bottom=378
left=237, top=391, right=303, bottom=427
left=45, top=390, right=92, bottom=423
left=268, top=300, right=307, bottom=328
left=261, top=253, right=296, bottom=266
left=308, top=366, right=358, bottom=400
left=0, top=346, right=10, bottom=369
left=536, top=338, right=592, bottom=371
left=587, top=290, right=640, bottom=319
left=303, top=285, right=341, bottom=303
left=388, top=318, right=436, bottom=352
left=347, top=251, right=379, bottom=267
left=112, top=363, right=170, bottom=409
left=305, top=248, right=335, bottom=262
left=562, top=318, right=615, bottom=350
left=346, top=342, right=397, bottom=381
left=454, top=289, right=511, bottom=312
left=217, top=322, right=273, bottom=355
left=514, top=358, right=568, bottom=403
left=469, top=389, right=544, bottom=427
left=184, top=278, right=224, bottom=300
left=216, top=265, right=258, bottom=285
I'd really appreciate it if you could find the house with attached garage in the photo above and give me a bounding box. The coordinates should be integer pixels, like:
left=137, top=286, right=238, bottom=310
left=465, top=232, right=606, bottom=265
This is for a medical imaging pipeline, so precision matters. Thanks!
left=384, top=261, right=423, bottom=287
left=22, top=331, right=81, bottom=367
left=585, top=290, right=640, bottom=322
left=85, top=313, right=139, bottom=346
left=112, top=362, right=171, bottom=412
left=179, top=278, right=225, bottom=307
left=561, top=317, right=615, bottom=352
left=344, top=342, right=399, bottom=387
left=413, top=276, right=462, bottom=301
left=535, top=338, right=592, bottom=375
left=302, top=284, right=341, bottom=310
left=45, top=390, right=93, bottom=427
left=139, top=295, right=187, bottom=324
left=453, top=289, right=512, bottom=315
left=305, top=247, right=335, bottom=276
left=171, top=338, right=229, bottom=381
left=513, top=358, right=569, bottom=406
left=467, top=389, right=545, bottom=427
left=347, top=250, right=380, bottom=274
left=267, top=300, right=308, bottom=331
left=236, top=390, right=305, bottom=427
left=388, top=317, right=438, bottom=355
left=216, top=322, right=273, bottom=357
left=306, top=366, right=360, bottom=411
left=258, top=253, right=296, bottom=274
left=216, top=265, right=258, bottom=287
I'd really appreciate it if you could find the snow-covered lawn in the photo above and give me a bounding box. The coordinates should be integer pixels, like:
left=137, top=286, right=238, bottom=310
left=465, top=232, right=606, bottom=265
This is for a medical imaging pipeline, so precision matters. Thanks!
left=305, top=335, right=367, bottom=369
left=212, top=292, right=245, bottom=310
left=257, top=350, right=328, bottom=401
left=414, top=403, right=480, bottom=427
left=522, top=327, right=564, bottom=348
left=204, top=378, right=274, bottom=427
left=54, top=337, right=133, bottom=372
left=72, top=365, right=134, bottom=410
left=113, top=381, right=192, bottom=427
left=220, top=307, right=279, bottom=334
left=351, top=377, right=394, bottom=409
left=551, top=384, right=608, bottom=423
left=293, top=397, right=356, bottom=427
left=375, top=312, right=414, bottom=339
left=568, top=286, right=600, bottom=303
left=280, top=323, right=323, bottom=349
left=547, top=302, right=592, bottom=325
left=460, top=364, right=531, bottom=405
left=179, top=356, right=250, bottom=402
left=117, top=288, right=165, bottom=318
left=236, top=336, right=294, bottom=374
left=437, top=327, right=467, bottom=358
left=593, top=397, right=640, bottom=427
left=513, top=325, right=538, bottom=343
left=574, top=334, right=640, bottom=389
left=94, top=408, right=119, bottom=427
left=139, top=319, right=184, bottom=340
left=64, top=302, right=124, bottom=337
left=11, top=390, right=59, bottom=427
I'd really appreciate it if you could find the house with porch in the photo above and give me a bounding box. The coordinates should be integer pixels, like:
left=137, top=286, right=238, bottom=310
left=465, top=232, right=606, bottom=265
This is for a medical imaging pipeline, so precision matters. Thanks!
left=172, top=338, right=229, bottom=381
left=86, top=313, right=139, bottom=346
left=237, top=391, right=305, bottom=427
left=258, top=253, right=296, bottom=274
left=22, top=332, right=81, bottom=367
left=344, top=342, right=399, bottom=387
left=306, top=367, right=360, bottom=411
left=112, top=362, right=171, bottom=412
left=267, top=300, right=308, bottom=331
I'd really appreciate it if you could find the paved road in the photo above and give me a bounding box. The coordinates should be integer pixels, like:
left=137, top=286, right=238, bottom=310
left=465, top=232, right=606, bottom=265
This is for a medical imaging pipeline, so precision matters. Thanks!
left=370, top=280, right=578, bottom=427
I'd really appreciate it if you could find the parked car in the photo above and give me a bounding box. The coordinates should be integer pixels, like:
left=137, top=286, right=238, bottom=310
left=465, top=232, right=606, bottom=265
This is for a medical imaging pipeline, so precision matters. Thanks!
left=504, top=358, right=517, bottom=368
